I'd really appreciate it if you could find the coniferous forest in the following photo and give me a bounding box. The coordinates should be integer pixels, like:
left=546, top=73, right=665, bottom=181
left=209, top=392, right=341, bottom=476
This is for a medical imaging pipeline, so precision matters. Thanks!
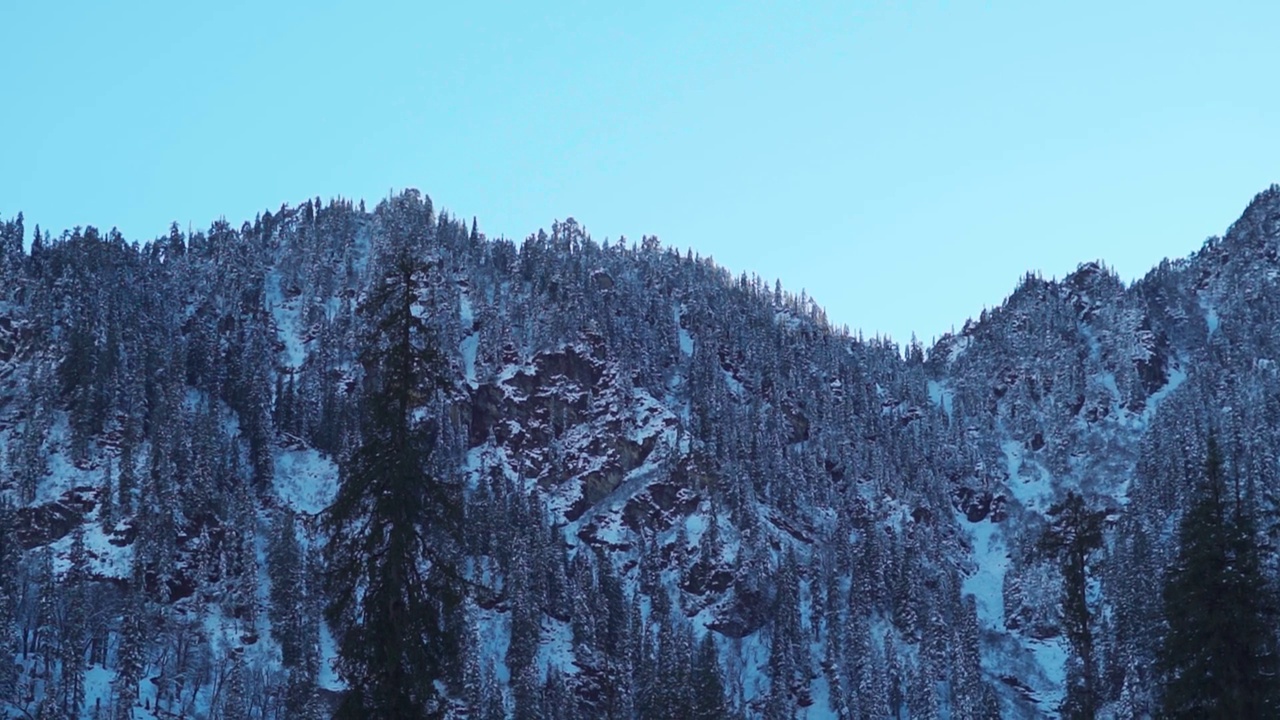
left=3, top=186, right=1280, bottom=718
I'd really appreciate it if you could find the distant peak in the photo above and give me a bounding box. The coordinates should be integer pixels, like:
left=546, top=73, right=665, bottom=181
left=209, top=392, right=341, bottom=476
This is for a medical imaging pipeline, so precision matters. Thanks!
left=1240, top=183, right=1280, bottom=218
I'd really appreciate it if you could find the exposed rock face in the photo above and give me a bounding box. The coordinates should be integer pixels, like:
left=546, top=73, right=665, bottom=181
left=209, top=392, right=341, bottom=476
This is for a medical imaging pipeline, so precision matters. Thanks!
left=15, top=486, right=98, bottom=549
left=953, top=486, right=1006, bottom=524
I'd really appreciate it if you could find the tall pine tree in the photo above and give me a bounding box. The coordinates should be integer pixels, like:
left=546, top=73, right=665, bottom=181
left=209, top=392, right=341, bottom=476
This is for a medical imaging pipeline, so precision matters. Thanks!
left=323, top=197, right=465, bottom=719
left=1157, top=436, right=1280, bottom=718
left=1039, top=491, right=1104, bottom=720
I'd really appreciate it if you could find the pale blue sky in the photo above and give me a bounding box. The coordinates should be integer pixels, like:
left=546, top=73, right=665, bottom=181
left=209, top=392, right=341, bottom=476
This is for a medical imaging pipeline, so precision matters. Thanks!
left=4, top=2, right=1279, bottom=345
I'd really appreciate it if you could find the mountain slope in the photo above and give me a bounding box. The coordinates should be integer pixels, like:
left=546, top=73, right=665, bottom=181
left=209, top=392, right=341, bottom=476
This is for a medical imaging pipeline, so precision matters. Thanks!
left=1, top=186, right=1279, bottom=718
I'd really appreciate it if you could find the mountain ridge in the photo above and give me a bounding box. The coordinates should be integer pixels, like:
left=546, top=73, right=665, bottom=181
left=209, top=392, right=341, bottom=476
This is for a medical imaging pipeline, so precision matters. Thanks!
left=0, top=185, right=1278, bottom=718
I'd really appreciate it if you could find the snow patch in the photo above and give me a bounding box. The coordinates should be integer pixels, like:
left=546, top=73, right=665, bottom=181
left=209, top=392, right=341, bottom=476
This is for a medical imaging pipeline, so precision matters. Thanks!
left=460, top=332, right=479, bottom=387
left=927, top=379, right=954, bottom=418
left=538, top=617, right=577, bottom=678
left=33, top=415, right=96, bottom=505
left=474, top=605, right=512, bottom=685
left=51, top=521, right=133, bottom=580
left=84, top=665, right=115, bottom=719
left=318, top=621, right=345, bottom=691
left=459, top=287, right=474, bottom=327
left=1125, top=359, right=1188, bottom=434
left=1202, top=296, right=1220, bottom=336
left=273, top=447, right=338, bottom=516
left=721, top=369, right=744, bottom=398
left=1002, top=440, right=1054, bottom=512
left=962, top=518, right=1008, bottom=628
left=460, top=288, right=479, bottom=386
left=675, top=303, right=695, bottom=356
left=1027, top=637, right=1069, bottom=712
left=266, top=270, right=307, bottom=368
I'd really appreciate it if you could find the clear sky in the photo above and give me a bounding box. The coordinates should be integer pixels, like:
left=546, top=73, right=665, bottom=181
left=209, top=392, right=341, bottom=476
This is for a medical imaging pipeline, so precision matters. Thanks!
left=4, top=2, right=1280, bottom=346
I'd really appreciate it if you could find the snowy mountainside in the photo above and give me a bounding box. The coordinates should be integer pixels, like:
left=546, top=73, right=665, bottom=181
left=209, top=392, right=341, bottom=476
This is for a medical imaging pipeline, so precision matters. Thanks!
left=2, top=186, right=1280, bottom=718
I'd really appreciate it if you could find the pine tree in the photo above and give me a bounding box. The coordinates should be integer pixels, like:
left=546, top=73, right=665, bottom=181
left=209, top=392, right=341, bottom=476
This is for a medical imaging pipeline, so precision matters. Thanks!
left=220, top=658, right=249, bottom=720
left=1039, top=491, right=1104, bottom=719
left=906, top=654, right=939, bottom=720
left=595, top=552, right=632, bottom=718
left=1157, top=436, right=1280, bottom=718
left=116, top=439, right=136, bottom=517
left=264, top=511, right=298, bottom=622
left=99, top=455, right=116, bottom=531
left=0, top=500, right=18, bottom=709
left=323, top=203, right=465, bottom=719
left=767, top=550, right=804, bottom=713
left=268, top=509, right=314, bottom=674
left=112, top=567, right=146, bottom=720
left=690, top=632, right=729, bottom=720
left=59, top=529, right=88, bottom=717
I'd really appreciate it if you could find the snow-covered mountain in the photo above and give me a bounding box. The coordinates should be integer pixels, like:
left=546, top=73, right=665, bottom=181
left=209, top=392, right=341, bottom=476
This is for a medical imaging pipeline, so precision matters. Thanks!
left=3, top=185, right=1280, bottom=718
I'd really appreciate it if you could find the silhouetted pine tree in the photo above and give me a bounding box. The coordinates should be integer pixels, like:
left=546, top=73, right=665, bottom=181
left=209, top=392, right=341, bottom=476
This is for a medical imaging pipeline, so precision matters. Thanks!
left=1040, top=491, right=1104, bottom=720
left=1157, top=436, right=1280, bottom=718
left=323, top=195, right=465, bottom=719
